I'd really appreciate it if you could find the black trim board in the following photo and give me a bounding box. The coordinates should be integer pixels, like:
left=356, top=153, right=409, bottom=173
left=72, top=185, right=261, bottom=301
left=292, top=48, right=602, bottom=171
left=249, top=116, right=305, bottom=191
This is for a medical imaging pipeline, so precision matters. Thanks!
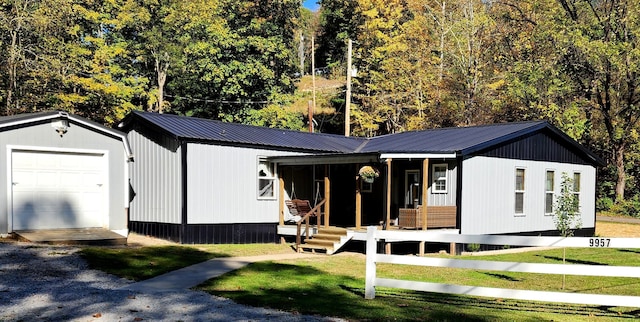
left=129, top=222, right=279, bottom=244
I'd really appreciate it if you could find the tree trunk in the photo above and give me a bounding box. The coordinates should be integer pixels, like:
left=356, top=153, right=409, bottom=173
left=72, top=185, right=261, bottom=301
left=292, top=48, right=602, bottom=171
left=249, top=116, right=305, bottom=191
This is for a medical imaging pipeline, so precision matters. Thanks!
left=615, top=143, right=626, bottom=202
left=154, top=52, right=169, bottom=114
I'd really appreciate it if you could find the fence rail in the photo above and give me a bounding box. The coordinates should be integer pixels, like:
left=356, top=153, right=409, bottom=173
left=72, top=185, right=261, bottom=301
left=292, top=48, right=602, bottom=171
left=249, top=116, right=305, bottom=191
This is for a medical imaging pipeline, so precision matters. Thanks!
left=364, top=226, right=640, bottom=308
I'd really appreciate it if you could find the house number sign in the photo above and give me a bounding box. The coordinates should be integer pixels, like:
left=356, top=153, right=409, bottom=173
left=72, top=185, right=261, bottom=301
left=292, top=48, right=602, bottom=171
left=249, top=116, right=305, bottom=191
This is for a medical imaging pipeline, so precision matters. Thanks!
left=589, top=238, right=611, bottom=247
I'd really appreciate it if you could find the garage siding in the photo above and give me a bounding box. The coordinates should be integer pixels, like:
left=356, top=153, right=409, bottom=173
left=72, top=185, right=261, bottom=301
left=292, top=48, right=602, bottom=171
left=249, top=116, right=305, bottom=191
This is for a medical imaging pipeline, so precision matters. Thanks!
left=0, top=121, right=127, bottom=235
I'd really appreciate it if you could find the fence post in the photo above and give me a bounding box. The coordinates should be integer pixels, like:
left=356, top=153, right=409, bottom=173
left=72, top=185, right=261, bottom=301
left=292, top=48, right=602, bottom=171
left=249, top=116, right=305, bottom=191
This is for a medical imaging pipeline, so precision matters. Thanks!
left=365, top=226, right=377, bottom=299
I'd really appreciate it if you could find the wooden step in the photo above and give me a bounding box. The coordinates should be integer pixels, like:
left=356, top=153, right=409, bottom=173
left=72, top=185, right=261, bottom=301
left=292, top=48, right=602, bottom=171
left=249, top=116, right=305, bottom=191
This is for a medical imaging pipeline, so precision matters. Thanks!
left=318, top=227, right=348, bottom=235
left=311, top=233, right=342, bottom=242
left=305, top=238, right=335, bottom=247
left=297, top=243, right=333, bottom=254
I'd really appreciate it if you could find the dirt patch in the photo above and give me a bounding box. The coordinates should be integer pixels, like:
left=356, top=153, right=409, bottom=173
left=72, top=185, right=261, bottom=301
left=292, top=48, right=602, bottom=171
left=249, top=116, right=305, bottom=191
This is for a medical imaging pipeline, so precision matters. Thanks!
left=126, top=232, right=177, bottom=247
left=596, top=221, right=640, bottom=237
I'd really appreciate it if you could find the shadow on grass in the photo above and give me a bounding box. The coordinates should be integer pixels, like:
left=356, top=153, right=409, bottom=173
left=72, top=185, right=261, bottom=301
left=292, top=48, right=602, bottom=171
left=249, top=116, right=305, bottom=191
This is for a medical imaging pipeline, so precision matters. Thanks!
left=80, top=246, right=226, bottom=281
left=482, top=272, right=521, bottom=282
left=538, top=255, right=608, bottom=266
left=198, top=262, right=640, bottom=321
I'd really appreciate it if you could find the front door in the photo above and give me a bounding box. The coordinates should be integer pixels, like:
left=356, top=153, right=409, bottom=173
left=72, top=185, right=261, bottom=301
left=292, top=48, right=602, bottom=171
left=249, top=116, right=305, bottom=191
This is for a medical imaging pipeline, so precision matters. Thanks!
left=405, top=170, right=420, bottom=208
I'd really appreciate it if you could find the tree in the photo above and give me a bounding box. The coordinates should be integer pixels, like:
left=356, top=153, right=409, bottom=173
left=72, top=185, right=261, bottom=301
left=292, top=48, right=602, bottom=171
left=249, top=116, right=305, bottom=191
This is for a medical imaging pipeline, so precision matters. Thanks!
left=553, top=172, right=581, bottom=289
left=168, top=0, right=300, bottom=122
left=550, top=0, right=640, bottom=202
left=316, top=0, right=359, bottom=72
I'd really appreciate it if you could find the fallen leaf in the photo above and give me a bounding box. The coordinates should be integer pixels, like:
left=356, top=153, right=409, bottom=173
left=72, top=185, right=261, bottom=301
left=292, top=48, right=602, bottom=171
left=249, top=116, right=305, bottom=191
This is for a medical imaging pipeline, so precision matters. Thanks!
left=134, top=318, right=143, bottom=321
left=92, top=313, right=102, bottom=318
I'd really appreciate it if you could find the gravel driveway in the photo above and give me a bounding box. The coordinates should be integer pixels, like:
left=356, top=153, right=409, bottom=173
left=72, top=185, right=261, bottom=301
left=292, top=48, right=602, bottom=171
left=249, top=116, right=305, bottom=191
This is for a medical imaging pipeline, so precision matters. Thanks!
left=0, top=241, right=343, bottom=321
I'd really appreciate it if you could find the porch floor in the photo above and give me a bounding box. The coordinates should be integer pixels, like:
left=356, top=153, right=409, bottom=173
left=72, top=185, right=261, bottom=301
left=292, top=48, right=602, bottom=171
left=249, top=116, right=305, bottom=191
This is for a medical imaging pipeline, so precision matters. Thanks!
left=277, top=224, right=459, bottom=241
left=13, top=228, right=127, bottom=246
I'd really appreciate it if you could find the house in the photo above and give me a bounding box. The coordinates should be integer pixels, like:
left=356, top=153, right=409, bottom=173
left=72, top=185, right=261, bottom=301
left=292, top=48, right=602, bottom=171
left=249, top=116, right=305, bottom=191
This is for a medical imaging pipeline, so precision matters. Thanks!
left=120, top=112, right=603, bottom=246
left=0, top=111, right=133, bottom=238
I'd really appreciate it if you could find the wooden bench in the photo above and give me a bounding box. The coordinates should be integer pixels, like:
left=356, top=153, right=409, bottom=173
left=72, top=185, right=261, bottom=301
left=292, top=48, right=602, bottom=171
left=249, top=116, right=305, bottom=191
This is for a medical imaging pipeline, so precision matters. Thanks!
left=286, top=199, right=313, bottom=218
left=398, top=206, right=456, bottom=229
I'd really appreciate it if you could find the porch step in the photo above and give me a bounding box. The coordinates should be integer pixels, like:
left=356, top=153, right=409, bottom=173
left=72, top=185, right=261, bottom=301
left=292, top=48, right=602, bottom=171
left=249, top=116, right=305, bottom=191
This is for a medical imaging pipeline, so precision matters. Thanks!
left=297, top=226, right=353, bottom=255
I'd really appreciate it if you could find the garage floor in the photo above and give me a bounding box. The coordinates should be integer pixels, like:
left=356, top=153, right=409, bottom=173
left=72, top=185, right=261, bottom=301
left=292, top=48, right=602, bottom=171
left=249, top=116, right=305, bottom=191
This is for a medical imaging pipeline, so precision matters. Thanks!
left=14, top=228, right=127, bottom=246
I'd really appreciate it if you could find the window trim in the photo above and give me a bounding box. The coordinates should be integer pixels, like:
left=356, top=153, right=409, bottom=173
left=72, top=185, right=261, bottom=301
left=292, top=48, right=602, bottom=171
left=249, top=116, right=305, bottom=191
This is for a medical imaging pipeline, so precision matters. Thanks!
left=545, top=169, right=555, bottom=216
left=432, top=163, right=448, bottom=194
left=515, top=167, right=526, bottom=216
left=257, top=156, right=277, bottom=200
left=573, top=171, right=581, bottom=213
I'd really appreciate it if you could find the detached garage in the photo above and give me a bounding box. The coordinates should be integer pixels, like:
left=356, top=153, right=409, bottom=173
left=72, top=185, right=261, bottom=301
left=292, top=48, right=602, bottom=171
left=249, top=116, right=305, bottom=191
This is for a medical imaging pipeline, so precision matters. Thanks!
left=0, top=111, right=133, bottom=237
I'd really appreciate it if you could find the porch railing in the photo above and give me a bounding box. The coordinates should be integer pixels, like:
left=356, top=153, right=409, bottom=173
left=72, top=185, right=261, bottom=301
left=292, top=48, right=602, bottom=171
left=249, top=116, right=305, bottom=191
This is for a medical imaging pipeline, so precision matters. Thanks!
left=296, top=199, right=326, bottom=251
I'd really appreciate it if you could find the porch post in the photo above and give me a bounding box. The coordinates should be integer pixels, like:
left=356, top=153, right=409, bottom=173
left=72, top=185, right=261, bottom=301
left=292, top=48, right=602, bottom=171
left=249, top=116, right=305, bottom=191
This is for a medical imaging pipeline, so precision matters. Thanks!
left=421, top=158, right=429, bottom=230
left=324, top=165, right=330, bottom=228
left=356, top=164, right=362, bottom=230
left=279, top=176, right=285, bottom=226
left=419, top=158, right=429, bottom=256
left=386, top=158, right=392, bottom=228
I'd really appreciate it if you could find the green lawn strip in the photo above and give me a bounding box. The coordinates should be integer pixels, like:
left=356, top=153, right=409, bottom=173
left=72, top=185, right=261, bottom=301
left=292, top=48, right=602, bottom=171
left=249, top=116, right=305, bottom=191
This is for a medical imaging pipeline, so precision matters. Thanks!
left=196, top=250, right=640, bottom=321
left=80, top=243, right=293, bottom=281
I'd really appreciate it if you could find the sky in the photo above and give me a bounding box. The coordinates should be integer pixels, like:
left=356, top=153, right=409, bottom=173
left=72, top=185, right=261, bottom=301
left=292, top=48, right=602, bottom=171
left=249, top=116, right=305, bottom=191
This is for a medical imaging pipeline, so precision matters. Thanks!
left=303, top=0, right=319, bottom=11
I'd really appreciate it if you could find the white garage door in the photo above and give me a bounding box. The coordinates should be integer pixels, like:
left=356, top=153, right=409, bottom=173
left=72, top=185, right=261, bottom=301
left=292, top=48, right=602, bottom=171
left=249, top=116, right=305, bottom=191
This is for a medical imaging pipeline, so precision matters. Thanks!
left=11, top=150, right=106, bottom=230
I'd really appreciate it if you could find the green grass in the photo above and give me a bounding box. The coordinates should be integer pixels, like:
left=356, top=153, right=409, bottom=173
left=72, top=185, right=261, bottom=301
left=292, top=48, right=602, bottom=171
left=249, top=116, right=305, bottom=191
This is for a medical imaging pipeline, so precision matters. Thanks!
left=79, top=243, right=292, bottom=281
left=80, top=243, right=640, bottom=320
left=196, top=249, right=640, bottom=321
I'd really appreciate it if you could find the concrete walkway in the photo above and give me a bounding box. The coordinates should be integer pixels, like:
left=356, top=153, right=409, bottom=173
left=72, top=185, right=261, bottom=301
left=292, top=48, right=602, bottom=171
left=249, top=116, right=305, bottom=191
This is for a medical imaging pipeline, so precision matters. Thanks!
left=123, top=252, right=319, bottom=293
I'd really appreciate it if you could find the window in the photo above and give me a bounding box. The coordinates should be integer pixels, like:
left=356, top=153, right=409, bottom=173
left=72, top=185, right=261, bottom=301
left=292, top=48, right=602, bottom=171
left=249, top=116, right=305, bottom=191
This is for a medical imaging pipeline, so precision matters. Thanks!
left=545, top=170, right=555, bottom=214
left=257, top=157, right=276, bottom=199
left=515, top=168, right=525, bottom=214
left=573, top=172, right=581, bottom=210
left=432, top=164, right=448, bottom=193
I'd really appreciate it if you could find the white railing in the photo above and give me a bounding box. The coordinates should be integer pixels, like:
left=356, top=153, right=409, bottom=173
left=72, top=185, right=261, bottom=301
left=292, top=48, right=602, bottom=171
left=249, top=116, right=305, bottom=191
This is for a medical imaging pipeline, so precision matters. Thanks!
left=364, top=226, right=640, bottom=307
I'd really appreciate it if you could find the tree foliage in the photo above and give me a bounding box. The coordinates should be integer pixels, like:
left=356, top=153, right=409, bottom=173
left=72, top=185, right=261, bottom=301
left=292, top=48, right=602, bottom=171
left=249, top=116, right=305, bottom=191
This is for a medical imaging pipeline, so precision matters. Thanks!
left=0, top=0, right=303, bottom=126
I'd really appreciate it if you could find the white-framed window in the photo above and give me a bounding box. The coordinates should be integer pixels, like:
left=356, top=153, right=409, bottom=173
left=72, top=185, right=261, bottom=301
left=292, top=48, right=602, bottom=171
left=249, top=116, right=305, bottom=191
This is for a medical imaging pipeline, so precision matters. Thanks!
left=545, top=170, right=555, bottom=215
left=515, top=168, right=525, bottom=215
left=257, top=157, right=276, bottom=199
left=432, top=164, right=448, bottom=193
left=573, top=172, right=581, bottom=211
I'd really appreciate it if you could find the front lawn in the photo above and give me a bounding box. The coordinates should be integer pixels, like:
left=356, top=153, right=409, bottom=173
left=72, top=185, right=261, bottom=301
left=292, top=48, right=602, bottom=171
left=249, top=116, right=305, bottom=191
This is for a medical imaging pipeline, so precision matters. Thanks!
left=80, top=243, right=293, bottom=281
left=196, top=249, right=640, bottom=321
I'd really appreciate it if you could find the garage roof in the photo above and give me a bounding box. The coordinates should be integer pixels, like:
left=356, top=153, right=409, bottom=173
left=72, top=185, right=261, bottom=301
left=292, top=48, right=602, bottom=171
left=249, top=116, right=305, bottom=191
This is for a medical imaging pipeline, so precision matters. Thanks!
left=0, top=111, right=133, bottom=159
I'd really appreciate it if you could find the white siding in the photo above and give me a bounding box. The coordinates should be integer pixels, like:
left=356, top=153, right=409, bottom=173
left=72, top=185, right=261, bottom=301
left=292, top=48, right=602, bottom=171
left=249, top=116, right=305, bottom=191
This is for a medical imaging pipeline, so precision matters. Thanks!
left=460, top=156, right=596, bottom=235
left=427, top=160, right=457, bottom=206
left=128, top=130, right=182, bottom=224
left=187, top=143, right=302, bottom=224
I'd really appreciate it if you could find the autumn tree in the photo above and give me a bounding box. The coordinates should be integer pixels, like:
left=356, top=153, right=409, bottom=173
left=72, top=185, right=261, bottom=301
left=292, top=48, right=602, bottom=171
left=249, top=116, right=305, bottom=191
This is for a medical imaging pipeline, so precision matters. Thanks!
left=550, top=0, right=640, bottom=202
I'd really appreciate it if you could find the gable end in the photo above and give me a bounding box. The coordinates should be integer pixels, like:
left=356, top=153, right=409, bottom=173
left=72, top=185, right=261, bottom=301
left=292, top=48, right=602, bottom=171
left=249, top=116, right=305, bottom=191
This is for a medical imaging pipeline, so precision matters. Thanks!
left=474, top=131, right=595, bottom=165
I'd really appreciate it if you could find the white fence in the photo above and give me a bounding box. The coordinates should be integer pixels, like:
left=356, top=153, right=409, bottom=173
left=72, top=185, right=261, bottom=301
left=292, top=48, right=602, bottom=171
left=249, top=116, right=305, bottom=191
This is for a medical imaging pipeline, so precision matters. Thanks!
left=364, top=226, right=640, bottom=307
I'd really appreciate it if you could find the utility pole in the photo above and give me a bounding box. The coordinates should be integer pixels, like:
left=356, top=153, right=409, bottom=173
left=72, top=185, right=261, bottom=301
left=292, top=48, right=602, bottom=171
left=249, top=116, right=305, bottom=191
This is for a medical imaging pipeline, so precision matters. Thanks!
left=345, top=39, right=352, bottom=137
left=311, top=36, right=316, bottom=131
left=299, top=32, right=305, bottom=76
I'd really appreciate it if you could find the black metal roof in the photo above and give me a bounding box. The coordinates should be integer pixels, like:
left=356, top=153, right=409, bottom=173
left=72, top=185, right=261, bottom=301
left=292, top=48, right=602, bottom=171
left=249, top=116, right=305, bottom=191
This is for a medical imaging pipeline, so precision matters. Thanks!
left=359, top=121, right=546, bottom=154
left=120, top=112, right=603, bottom=166
left=120, top=111, right=367, bottom=153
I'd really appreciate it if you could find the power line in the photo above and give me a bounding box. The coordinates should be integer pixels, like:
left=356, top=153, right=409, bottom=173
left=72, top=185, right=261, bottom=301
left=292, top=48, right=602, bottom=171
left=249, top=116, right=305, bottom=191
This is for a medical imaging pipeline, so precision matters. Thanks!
left=164, top=94, right=271, bottom=105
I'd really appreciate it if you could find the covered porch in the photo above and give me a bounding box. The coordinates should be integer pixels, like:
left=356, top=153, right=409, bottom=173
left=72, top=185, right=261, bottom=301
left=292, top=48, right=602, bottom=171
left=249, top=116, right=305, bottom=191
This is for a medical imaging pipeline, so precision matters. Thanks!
left=272, top=153, right=460, bottom=254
